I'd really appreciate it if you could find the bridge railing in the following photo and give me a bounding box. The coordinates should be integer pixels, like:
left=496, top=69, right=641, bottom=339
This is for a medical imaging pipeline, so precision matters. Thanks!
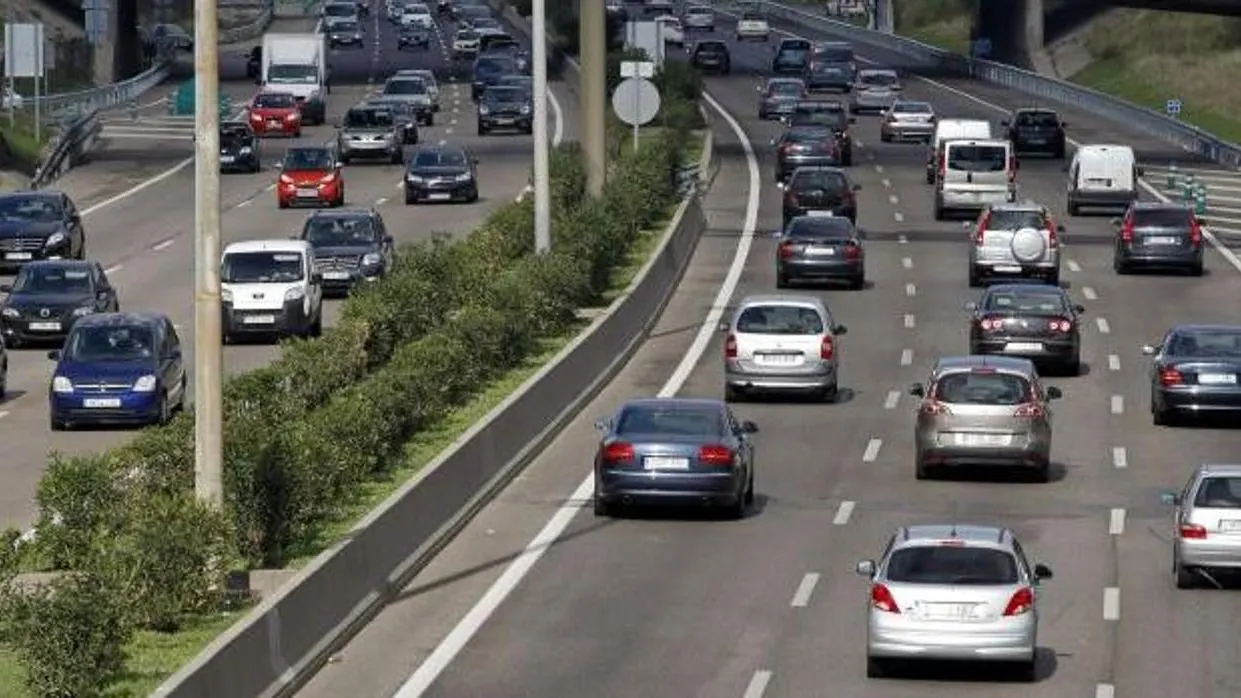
left=714, top=0, right=1241, bottom=169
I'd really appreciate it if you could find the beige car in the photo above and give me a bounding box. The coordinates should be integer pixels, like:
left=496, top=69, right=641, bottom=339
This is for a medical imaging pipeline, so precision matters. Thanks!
left=909, top=355, right=1060, bottom=482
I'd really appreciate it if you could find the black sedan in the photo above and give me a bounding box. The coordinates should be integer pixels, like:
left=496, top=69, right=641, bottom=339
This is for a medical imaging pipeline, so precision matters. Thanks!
left=403, top=144, right=480, bottom=204
left=966, top=284, right=1085, bottom=375
left=0, top=259, right=119, bottom=346
left=220, top=121, right=262, bottom=173
left=592, top=397, right=757, bottom=518
left=775, top=214, right=865, bottom=290
left=0, top=191, right=86, bottom=271
left=688, top=40, right=730, bottom=74
left=1112, top=202, right=1204, bottom=276
left=1146, top=324, right=1241, bottom=426
left=1003, top=107, right=1067, bottom=158
left=773, top=126, right=845, bottom=183
left=780, top=165, right=859, bottom=226
left=301, top=209, right=393, bottom=295
left=787, top=100, right=854, bottom=165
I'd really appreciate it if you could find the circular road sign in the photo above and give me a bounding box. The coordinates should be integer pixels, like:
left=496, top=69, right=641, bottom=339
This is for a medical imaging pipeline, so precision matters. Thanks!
left=611, top=77, right=662, bottom=127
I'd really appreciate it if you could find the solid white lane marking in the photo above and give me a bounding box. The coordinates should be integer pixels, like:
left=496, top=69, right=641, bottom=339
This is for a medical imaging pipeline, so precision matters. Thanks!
left=1113, top=447, right=1128, bottom=469
left=1082, top=286, right=1098, bottom=300
left=832, top=501, right=855, bottom=525
left=1096, top=317, right=1111, bottom=334
left=104, top=264, right=122, bottom=274
left=1111, top=395, right=1124, bottom=415
left=790, top=573, right=821, bottom=607
left=903, top=313, right=915, bottom=328
left=391, top=90, right=761, bottom=697
left=743, top=671, right=773, bottom=698
left=1103, top=587, right=1120, bottom=620
left=375, top=197, right=389, bottom=206
left=1096, top=684, right=1115, bottom=698
left=905, top=283, right=916, bottom=297
left=1108, top=354, right=1121, bottom=371
left=894, top=211, right=905, bottom=223
left=900, top=348, right=913, bottom=366
left=1067, top=259, right=1082, bottom=272
left=897, top=234, right=908, bottom=244
left=1109, top=508, right=1126, bottom=536
left=889, top=194, right=899, bottom=205
left=883, top=390, right=900, bottom=410
left=237, top=199, right=252, bottom=208
left=901, top=256, right=912, bottom=269
left=152, top=238, right=174, bottom=252
left=80, top=157, right=193, bottom=216
left=862, top=438, right=882, bottom=462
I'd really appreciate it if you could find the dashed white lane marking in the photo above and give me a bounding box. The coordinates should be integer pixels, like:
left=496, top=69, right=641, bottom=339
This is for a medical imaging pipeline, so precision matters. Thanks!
left=1096, top=317, right=1111, bottom=334
left=790, top=572, right=821, bottom=607
left=883, top=390, right=900, bottom=410
left=893, top=211, right=905, bottom=223
left=900, top=348, right=913, bottom=366
left=438, top=139, right=447, bottom=145
left=862, top=438, right=882, bottom=462
left=1067, top=259, right=1082, bottom=273
left=873, top=164, right=884, bottom=174
left=375, top=197, right=389, bottom=206
left=395, top=181, right=404, bottom=189
left=889, top=194, right=899, bottom=205
left=1112, top=446, right=1128, bottom=469
left=897, top=234, right=908, bottom=244
left=1108, top=354, right=1121, bottom=371
left=743, top=670, right=773, bottom=698
left=833, top=501, right=855, bottom=525
left=446, top=128, right=454, bottom=135
left=152, top=238, right=174, bottom=252
left=265, top=183, right=276, bottom=191
left=1096, top=684, right=1116, bottom=698
left=1103, top=587, right=1120, bottom=621
left=237, top=199, right=253, bottom=208
left=450, top=118, right=458, bottom=125
left=1082, top=286, right=1098, bottom=300
left=0, top=410, right=9, bottom=420
left=901, top=256, right=912, bottom=269
left=1111, top=395, right=1124, bottom=415
left=903, top=313, right=915, bottom=328
left=104, top=264, right=122, bottom=274
left=854, top=139, right=864, bottom=148
left=905, top=282, right=916, bottom=297
left=881, top=178, right=891, bottom=188
left=1109, top=508, right=1126, bottom=536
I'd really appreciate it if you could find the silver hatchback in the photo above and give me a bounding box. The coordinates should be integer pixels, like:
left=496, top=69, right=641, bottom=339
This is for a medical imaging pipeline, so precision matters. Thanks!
left=722, top=294, right=847, bottom=402
left=858, top=524, right=1052, bottom=681
left=910, top=355, right=1061, bottom=482
left=1163, top=464, right=1241, bottom=588
left=967, top=201, right=1064, bottom=287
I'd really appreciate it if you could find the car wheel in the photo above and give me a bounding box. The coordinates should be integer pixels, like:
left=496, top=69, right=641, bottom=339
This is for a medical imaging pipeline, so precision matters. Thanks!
left=724, top=384, right=742, bottom=403
left=1153, top=401, right=1176, bottom=427
left=1174, top=554, right=1196, bottom=589
left=1045, top=270, right=1060, bottom=287
left=1112, top=256, right=1128, bottom=275
left=848, top=274, right=865, bottom=290
left=391, top=151, right=403, bottom=165
left=311, top=310, right=323, bottom=336
left=915, top=458, right=931, bottom=480
left=865, top=656, right=886, bottom=679
left=176, top=387, right=186, bottom=413
left=1029, top=460, right=1050, bottom=483
left=1065, top=355, right=1081, bottom=377
left=880, top=132, right=890, bottom=143
left=723, top=493, right=746, bottom=520
left=1189, top=263, right=1204, bottom=277
left=933, top=201, right=945, bottom=221
left=1067, top=200, right=1080, bottom=216
left=50, top=412, right=66, bottom=431
left=425, top=115, right=435, bottom=126
left=1011, top=658, right=1037, bottom=682
left=744, top=472, right=755, bottom=505
left=968, top=265, right=982, bottom=287
left=478, top=126, right=487, bottom=136
left=340, top=155, right=351, bottom=165
left=776, top=273, right=789, bottom=289
left=818, top=382, right=838, bottom=403
left=157, top=392, right=171, bottom=425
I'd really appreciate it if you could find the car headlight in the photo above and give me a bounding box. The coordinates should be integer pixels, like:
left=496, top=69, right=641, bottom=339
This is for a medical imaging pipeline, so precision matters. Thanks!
left=478, top=105, right=490, bottom=115
left=239, top=146, right=253, bottom=154
left=52, top=376, right=73, bottom=393
left=520, top=105, right=531, bottom=115
left=72, top=306, right=94, bottom=317
left=44, top=231, right=66, bottom=247
left=353, top=32, right=362, bottom=39
left=221, top=288, right=233, bottom=303
left=1, top=307, right=18, bottom=318
left=455, top=172, right=472, bottom=181
left=132, top=374, right=158, bottom=392
left=406, top=174, right=423, bottom=183
left=285, top=287, right=305, bottom=301
left=361, top=252, right=382, bottom=266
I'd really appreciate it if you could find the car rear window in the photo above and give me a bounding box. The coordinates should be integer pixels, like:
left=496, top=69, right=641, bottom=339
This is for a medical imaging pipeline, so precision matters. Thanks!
left=983, top=289, right=1068, bottom=314
left=615, top=405, right=723, bottom=437
left=886, top=546, right=1020, bottom=585
left=789, top=170, right=846, bottom=192
left=1132, top=208, right=1192, bottom=227
left=891, top=101, right=931, bottom=114
left=254, top=93, right=295, bottom=108
left=1194, top=477, right=1241, bottom=508
left=947, top=145, right=1006, bottom=172
left=736, top=305, right=824, bottom=335
left=1166, top=329, right=1241, bottom=357
left=786, top=217, right=852, bottom=238
left=859, top=72, right=897, bottom=86
left=933, top=371, right=1030, bottom=405
left=792, top=109, right=846, bottom=129
left=1016, top=111, right=1058, bottom=127
left=742, top=11, right=764, bottom=20
left=812, top=46, right=853, bottom=62
left=985, top=209, right=1046, bottom=230
left=769, top=81, right=802, bottom=96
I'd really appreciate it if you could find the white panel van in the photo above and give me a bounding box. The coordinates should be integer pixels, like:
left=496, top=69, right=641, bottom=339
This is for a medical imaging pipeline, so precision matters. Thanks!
left=1066, top=144, right=1141, bottom=215
left=925, top=118, right=992, bottom=184
left=934, top=139, right=1016, bottom=219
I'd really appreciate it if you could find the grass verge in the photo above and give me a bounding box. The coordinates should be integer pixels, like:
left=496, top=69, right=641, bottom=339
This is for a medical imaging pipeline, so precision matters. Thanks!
left=0, top=111, right=47, bottom=174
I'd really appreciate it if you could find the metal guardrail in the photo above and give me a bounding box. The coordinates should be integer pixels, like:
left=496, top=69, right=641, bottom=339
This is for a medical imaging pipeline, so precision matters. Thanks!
left=29, top=108, right=102, bottom=189
left=724, top=0, right=1241, bottom=169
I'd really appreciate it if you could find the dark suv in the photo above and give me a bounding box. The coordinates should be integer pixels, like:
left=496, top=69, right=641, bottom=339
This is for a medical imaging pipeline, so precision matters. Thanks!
left=1004, top=108, right=1067, bottom=158
left=780, top=166, right=860, bottom=227
left=301, top=209, right=394, bottom=294
left=1112, top=202, right=1204, bottom=276
left=689, top=40, right=731, bottom=74
left=771, top=37, right=811, bottom=75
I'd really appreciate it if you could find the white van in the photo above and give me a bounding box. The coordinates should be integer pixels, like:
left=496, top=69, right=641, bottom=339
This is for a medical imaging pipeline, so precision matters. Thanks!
left=934, top=139, right=1016, bottom=220
left=221, top=239, right=323, bottom=343
left=925, top=118, right=992, bottom=184
left=1066, top=144, right=1141, bottom=215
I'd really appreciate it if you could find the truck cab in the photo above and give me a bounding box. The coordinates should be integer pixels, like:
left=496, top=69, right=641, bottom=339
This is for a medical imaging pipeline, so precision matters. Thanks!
left=261, top=32, right=330, bottom=124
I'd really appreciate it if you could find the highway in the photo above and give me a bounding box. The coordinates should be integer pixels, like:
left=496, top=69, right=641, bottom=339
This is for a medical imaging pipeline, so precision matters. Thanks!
left=0, top=2, right=572, bottom=531
left=293, top=9, right=1241, bottom=698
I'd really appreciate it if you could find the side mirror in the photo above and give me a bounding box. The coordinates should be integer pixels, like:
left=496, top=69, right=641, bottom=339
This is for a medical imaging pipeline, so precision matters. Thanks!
left=908, top=383, right=924, bottom=397
left=0, top=284, right=11, bottom=293
left=1110, top=217, right=1122, bottom=227
left=855, top=559, right=876, bottom=577
left=741, top=420, right=759, bottom=433
left=1160, top=491, right=1182, bottom=506
left=832, top=324, right=847, bottom=335
left=963, top=301, right=977, bottom=311
left=593, top=417, right=612, bottom=432
left=1045, top=386, right=1063, bottom=400
left=1141, top=344, right=1159, bottom=356
left=47, top=349, right=61, bottom=361
left=852, top=184, right=862, bottom=191
left=1056, top=224, right=1066, bottom=233
left=1033, top=563, right=1053, bottom=581
left=1073, top=304, right=1086, bottom=314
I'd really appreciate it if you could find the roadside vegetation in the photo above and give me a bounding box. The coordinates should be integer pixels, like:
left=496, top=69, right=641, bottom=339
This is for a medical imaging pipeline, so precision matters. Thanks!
left=892, top=0, right=971, bottom=54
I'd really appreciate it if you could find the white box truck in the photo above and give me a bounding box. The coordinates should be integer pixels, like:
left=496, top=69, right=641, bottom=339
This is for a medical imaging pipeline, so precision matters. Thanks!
left=262, top=32, right=330, bottom=124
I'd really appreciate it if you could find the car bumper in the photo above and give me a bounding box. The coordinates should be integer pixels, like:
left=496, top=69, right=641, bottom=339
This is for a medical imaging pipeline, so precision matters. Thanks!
left=1, top=316, right=81, bottom=343
left=329, top=36, right=363, bottom=46
left=1014, top=137, right=1063, bottom=153
left=783, top=205, right=856, bottom=223
left=939, top=189, right=1015, bottom=210
left=1116, top=245, right=1202, bottom=269
left=778, top=258, right=863, bottom=282
left=50, top=391, right=163, bottom=426
left=220, top=154, right=260, bottom=171
left=222, top=301, right=310, bottom=338
left=405, top=180, right=477, bottom=202
left=479, top=115, right=532, bottom=130
left=317, top=267, right=383, bottom=291
left=777, top=156, right=842, bottom=179
left=1177, top=538, right=1241, bottom=569
left=693, top=61, right=729, bottom=72
left=340, top=142, right=401, bottom=158
left=278, top=182, right=341, bottom=206
left=868, top=621, right=1036, bottom=662
left=684, top=21, right=714, bottom=30
left=596, top=468, right=743, bottom=506
left=972, top=336, right=1078, bottom=362
left=807, top=78, right=852, bottom=91
left=917, top=441, right=1050, bottom=469
left=1156, top=385, right=1241, bottom=414
left=725, top=364, right=836, bottom=392
left=736, top=28, right=770, bottom=39
left=881, top=123, right=934, bottom=141
left=1069, top=190, right=1135, bottom=208
left=760, top=102, right=797, bottom=118
left=0, top=241, right=75, bottom=270
left=972, top=257, right=1060, bottom=278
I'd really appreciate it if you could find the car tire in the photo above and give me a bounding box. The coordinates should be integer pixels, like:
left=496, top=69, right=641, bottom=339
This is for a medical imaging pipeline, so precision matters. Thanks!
left=252, top=160, right=262, bottom=173
left=1065, top=356, right=1081, bottom=377
left=915, top=458, right=931, bottom=480
left=933, top=201, right=945, bottom=221
left=1113, top=256, right=1129, bottom=275
left=1188, top=263, right=1204, bottom=277
left=311, top=310, right=323, bottom=336
left=724, top=384, right=742, bottom=403
left=278, top=198, right=289, bottom=209
left=1029, top=461, right=1050, bottom=483
left=865, top=657, right=887, bottom=678
left=425, top=114, right=435, bottom=126
left=723, top=493, right=746, bottom=520
left=776, top=273, right=789, bottom=289
left=968, top=265, right=982, bottom=287
left=478, top=125, right=488, bottom=136
left=1153, top=402, right=1176, bottom=427
left=848, top=274, right=865, bottom=290
left=1174, top=556, right=1196, bottom=589
left=818, top=382, right=838, bottom=403
left=880, top=132, right=890, bottom=143
left=1012, top=658, right=1038, bottom=682
left=340, top=155, right=351, bottom=165
left=157, top=392, right=171, bottom=425
left=1067, top=200, right=1080, bottom=216
left=50, top=412, right=66, bottom=431
left=744, top=473, right=755, bottom=505
left=593, top=495, right=611, bottom=518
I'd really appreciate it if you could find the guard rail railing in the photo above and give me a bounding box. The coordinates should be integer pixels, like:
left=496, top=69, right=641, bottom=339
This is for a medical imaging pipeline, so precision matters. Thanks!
left=29, top=108, right=101, bottom=189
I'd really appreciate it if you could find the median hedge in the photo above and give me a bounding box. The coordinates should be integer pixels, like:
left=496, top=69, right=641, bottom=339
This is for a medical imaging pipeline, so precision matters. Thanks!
left=0, top=62, right=703, bottom=697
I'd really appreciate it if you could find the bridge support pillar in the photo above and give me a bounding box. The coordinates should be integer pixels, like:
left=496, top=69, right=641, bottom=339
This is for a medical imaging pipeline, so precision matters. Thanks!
left=92, top=5, right=118, bottom=85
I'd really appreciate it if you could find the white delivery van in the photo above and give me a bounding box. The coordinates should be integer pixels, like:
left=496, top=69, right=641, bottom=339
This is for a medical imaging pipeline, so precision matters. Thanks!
left=220, top=239, right=323, bottom=343
left=262, top=32, right=329, bottom=124
left=934, top=138, right=1016, bottom=220
left=1066, top=144, right=1141, bottom=215
left=925, top=118, right=992, bottom=184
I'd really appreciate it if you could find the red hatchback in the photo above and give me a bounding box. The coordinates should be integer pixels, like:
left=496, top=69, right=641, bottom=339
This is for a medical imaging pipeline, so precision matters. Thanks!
left=249, top=90, right=302, bottom=137
left=277, top=146, right=344, bottom=209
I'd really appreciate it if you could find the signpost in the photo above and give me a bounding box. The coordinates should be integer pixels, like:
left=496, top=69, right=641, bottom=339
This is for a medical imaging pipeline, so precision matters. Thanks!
left=1166, top=99, right=1182, bottom=118
left=613, top=61, right=661, bottom=152
left=4, top=23, right=47, bottom=142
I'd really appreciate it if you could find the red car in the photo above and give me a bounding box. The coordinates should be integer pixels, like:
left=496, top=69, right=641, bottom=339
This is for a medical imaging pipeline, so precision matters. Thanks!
left=249, top=90, right=302, bottom=137
left=277, top=146, right=344, bottom=208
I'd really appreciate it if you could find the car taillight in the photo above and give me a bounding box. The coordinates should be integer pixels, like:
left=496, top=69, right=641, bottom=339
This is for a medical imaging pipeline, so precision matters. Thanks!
left=820, top=335, right=834, bottom=360
left=602, top=442, right=634, bottom=464
left=279, top=174, right=293, bottom=184
left=725, top=333, right=738, bottom=359
left=779, top=241, right=796, bottom=259
left=1190, top=216, right=1203, bottom=247
left=870, top=584, right=900, bottom=613
left=978, top=316, right=1004, bottom=331
left=938, top=153, right=946, bottom=180
left=1120, top=219, right=1135, bottom=243
left=1046, top=218, right=1059, bottom=248
left=698, top=444, right=734, bottom=467
left=1003, top=587, right=1034, bottom=616
left=974, top=211, right=991, bottom=245
left=1159, top=367, right=1185, bottom=386
left=784, top=190, right=798, bottom=206
left=1013, top=403, right=1045, bottom=419
left=1179, top=522, right=1207, bottom=539
left=844, top=242, right=861, bottom=260
left=1048, top=318, right=1073, bottom=332
left=919, top=401, right=950, bottom=416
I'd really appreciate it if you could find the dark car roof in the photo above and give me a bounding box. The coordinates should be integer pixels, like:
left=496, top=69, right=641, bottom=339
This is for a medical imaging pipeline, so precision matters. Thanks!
left=73, top=311, right=167, bottom=329
left=0, top=191, right=61, bottom=202
left=286, top=146, right=332, bottom=155
left=1170, top=324, right=1241, bottom=333
left=695, top=40, right=728, bottom=49
left=619, top=397, right=726, bottom=411
left=307, top=208, right=377, bottom=220
left=412, top=143, right=466, bottom=156
left=1015, top=107, right=1058, bottom=114
left=16, top=259, right=94, bottom=271
left=984, top=283, right=1068, bottom=295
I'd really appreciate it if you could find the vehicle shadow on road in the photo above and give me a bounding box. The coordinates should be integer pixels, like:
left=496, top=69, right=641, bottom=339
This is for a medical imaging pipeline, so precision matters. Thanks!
left=0, top=389, right=28, bottom=404
left=925, top=461, right=1069, bottom=485
left=879, top=646, right=1057, bottom=683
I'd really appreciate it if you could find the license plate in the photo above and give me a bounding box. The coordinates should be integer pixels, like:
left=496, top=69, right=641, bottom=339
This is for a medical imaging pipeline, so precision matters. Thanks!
left=1147, top=236, right=1178, bottom=245
left=83, top=397, right=121, bottom=408
left=954, top=433, right=1010, bottom=447
left=1198, top=373, right=1237, bottom=385
left=994, top=265, right=1022, bottom=273
left=296, top=188, right=319, bottom=197
left=1221, top=520, right=1241, bottom=532
left=28, top=321, right=60, bottom=331
left=427, top=192, right=452, bottom=201
left=919, top=602, right=975, bottom=620
left=324, top=271, right=350, bottom=280
left=267, top=120, right=280, bottom=128
left=1025, top=137, right=1046, bottom=144
left=5, top=252, right=32, bottom=260
left=757, top=353, right=799, bottom=366
left=242, top=315, right=276, bottom=324
left=805, top=246, right=835, bottom=256
left=1005, top=342, right=1043, bottom=352
left=221, top=155, right=235, bottom=163
left=644, top=456, right=689, bottom=470
left=805, top=210, right=834, bottom=218
left=494, top=117, right=514, bottom=124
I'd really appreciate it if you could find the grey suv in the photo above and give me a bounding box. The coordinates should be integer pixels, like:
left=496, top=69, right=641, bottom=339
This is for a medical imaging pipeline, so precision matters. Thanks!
left=336, top=104, right=404, bottom=165
left=966, top=201, right=1064, bottom=287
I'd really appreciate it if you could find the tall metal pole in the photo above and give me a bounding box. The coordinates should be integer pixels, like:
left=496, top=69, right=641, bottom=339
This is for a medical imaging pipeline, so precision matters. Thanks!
left=579, top=0, right=606, bottom=197
left=532, top=0, right=551, bottom=253
left=193, top=0, right=224, bottom=508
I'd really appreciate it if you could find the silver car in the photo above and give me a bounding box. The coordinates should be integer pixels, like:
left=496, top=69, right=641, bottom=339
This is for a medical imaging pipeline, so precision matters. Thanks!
left=682, top=4, right=715, bottom=30
left=722, top=294, right=847, bottom=402
left=857, top=524, right=1052, bottom=681
left=394, top=68, right=440, bottom=111
left=850, top=69, right=901, bottom=113
left=879, top=100, right=935, bottom=143
left=966, top=201, right=1064, bottom=287
left=909, top=355, right=1060, bottom=482
left=380, top=76, right=435, bottom=125
left=756, top=77, right=805, bottom=120
left=1163, top=464, right=1241, bottom=588
left=335, top=104, right=403, bottom=165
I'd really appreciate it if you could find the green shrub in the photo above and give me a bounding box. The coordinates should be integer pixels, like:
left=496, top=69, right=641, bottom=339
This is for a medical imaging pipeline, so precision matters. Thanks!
left=34, top=454, right=128, bottom=570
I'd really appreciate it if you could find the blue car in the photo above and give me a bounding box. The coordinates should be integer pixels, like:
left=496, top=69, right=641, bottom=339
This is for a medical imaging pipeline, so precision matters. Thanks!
left=48, top=312, right=186, bottom=430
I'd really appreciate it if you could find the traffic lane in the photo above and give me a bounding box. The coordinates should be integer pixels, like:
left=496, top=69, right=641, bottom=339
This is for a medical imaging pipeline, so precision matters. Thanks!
left=294, top=104, right=753, bottom=698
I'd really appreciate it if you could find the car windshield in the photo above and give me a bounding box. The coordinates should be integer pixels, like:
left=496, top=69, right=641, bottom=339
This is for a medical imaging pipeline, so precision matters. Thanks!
left=372, top=100, right=413, bottom=117
left=736, top=305, right=825, bottom=334
left=324, top=4, right=354, bottom=16
left=886, top=546, right=1020, bottom=585
left=384, top=79, right=426, bottom=95
left=1133, top=208, right=1192, bottom=227
left=484, top=87, right=524, bottom=103
left=742, top=11, right=764, bottom=20
left=1195, top=477, right=1241, bottom=508
left=859, top=72, right=897, bottom=86
left=283, top=149, right=332, bottom=170
left=304, top=217, right=379, bottom=246
left=615, top=404, right=723, bottom=437
left=812, top=46, right=852, bottom=62
left=1017, top=111, right=1058, bottom=127
left=687, top=6, right=711, bottom=14
left=789, top=170, right=846, bottom=192
left=986, top=209, right=1046, bottom=230
left=475, top=57, right=514, bottom=75
left=345, top=108, right=394, bottom=127
left=948, top=145, right=1006, bottom=172
left=222, top=251, right=305, bottom=283
left=1166, top=329, right=1241, bottom=357
left=12, top=265, right=92, bottom=293
left=776, top=48, right=807, bottom=63
left=933, top=371, right=1031, bottom=405
left=267, top=64, right=318, bottom=84
left=64, top=325, right=156, bottom=362
left=412, top=150, right=467, bottom=168
left=0, top=196, right=62, bottom=222
left=768, top=81, right=802, bottom=96
left=221, top=126, right=251, bottom=144
left=786, top=127, right=830, bottom=143
left=787, top=217, right=852, bottom=239
left=697, top=42, right=726, bottom=54
left=254, top=92, right=295, bottom=109
left=892, top=101, right=931, bottom=114
left=983, top=289, right=1069, bottom=315
left=334, top=20, right=359, bottom=31
left=472, top=18, right=499, bottom=28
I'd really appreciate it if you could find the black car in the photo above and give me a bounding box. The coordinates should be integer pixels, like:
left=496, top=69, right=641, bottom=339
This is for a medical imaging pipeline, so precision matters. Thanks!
left=772, top=37, right=811, bottom=76
left=472, top=54, right=518, bottom=101
left=966, top=283, right=1084, bottom=375
left=780, top=166, right=860, bottom=226
left=220, top=121, right=262, bottom=173
left=0, top=191, right=86, bottom=271
left=805, top=41, right=856, bottom=92
left=403, top=144, right=480, bottom=204
left=481, top=38, right=530, bottom=72
left=1146, top=324, right=1241, bottom=426
left=787, top=100, right=854, bottom=165
left=398, top=25, right=431, bottom=50
left=689, top=40, right=731, bottom=74
left=775, top=214, right=865, bottom=290
left=478, top=86, right=533, bottom=135
left=1112, top=202, right=1204, bottom=276
left=1004, top=108, right=1067, bottom=158
left=301, top=209, right=393, bottom=295
left=365, top=98, right=420, bottom=144
left=327, top=18, right=363, bottom=48
left=0, top=260, right=119, bottom=347
left=774, top=127, right=845, bottom=183
left=245, top=46, right=262, bottom=80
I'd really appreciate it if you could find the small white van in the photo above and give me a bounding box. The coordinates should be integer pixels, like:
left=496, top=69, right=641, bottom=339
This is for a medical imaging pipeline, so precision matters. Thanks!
left=934, top=138, right=1016, bottom=220
left=221, top=239, right=323, bottom=343
left=925, top=118, right=992, bottom=184
left=1066, top=144, right=1141, bottom=215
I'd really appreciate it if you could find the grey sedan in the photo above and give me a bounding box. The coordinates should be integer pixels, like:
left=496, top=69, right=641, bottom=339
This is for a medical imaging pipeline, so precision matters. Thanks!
left=1145, top=324, right=1241, bottom=425
left=757, top=77, right=805, bottom=120
left=593, top=398, right=757, bottom=518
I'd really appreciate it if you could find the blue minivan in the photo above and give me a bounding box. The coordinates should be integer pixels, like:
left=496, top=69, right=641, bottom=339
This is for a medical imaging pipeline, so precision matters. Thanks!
left=48, top=312, right=186, bottom=430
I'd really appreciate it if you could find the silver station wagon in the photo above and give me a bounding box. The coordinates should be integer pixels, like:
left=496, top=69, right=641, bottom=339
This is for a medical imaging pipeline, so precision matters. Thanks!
left=722, top=294, right=847, bottom=402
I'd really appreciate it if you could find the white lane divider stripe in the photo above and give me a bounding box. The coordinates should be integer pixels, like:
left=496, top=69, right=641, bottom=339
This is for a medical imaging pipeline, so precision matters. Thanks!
left=862, top=438, right=882, bottom=462
left=742, top=670, right=773, bottom=698
left=1096, top=317, right=1111, bottom=334
left=894, top=211, right=904, bottom=223
left=899, top=349, right=913, bottom=366
left=152, top=238, right=174, bottom=252
left=1109, top=508, right=1126, bottom=536
left=883, top=390, right=900, bottom=410
left=1096, top=684, right=1116, bottom=698
left=901, top=257, right=912, bottom=269
left=789, top=572, right=821, bottom=607
left=1112, top=447, right=1128, bottom=469
left=1082, top=286, right=1098, bottom=300
left=1111, top=395, right=1124, bottom=415
left=1067, top=259, right=1082, bottom=272
left=904, top=283, right=916, bottom=297
left=1108, top=354, right=1121, bottom=371
left=832, top=501, right=855, bottom=525
left=1103, top=587, right=1120, bottom=621
left=903, top=313, right=915, bottom=328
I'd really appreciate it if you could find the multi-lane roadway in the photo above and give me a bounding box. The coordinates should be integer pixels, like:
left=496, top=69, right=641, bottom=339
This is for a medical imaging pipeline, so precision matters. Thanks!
left=293, top=8, right=1241, bottom=698
left=0, top=3, right=571, bottom=531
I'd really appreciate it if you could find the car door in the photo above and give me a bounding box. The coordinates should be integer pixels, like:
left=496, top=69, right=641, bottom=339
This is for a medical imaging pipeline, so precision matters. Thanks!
left=161, top=318, right=186, bottom=401
left=91, top=263, right=117, bottom=311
